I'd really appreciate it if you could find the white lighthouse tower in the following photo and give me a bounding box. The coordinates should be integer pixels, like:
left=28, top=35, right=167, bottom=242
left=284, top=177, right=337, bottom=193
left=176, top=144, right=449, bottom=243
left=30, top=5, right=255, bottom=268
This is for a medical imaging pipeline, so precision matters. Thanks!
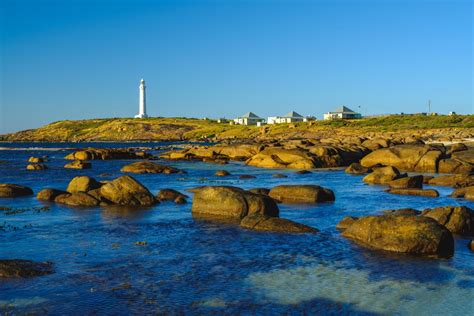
left=135, top=78, right=148, bottom=118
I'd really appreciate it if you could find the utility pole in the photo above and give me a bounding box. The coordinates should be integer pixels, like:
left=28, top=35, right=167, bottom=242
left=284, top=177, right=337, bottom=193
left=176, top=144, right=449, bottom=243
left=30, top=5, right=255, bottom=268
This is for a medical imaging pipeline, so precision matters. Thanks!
left=428, top=99, right=431, bottom=115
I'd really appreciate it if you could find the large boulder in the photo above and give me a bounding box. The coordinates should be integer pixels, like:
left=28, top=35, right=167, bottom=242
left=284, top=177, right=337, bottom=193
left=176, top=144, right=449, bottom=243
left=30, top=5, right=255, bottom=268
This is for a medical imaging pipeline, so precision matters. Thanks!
left=438, top=158, right=473, bottom=174
left=341, top=215, right=454, bottom=258
left=363, top=166, right=403, bottom=184
left=422, top=206, right=474, bottom=236
left=191, top=186, right=279, bottom=220
left=99, top=176, right=156, bottom=206
left=66, top=176, right=102, bottom=193
left=246, top=148, right=317, bottom=169
left=0, top=184, right=33, bottom=198
left=360, top=144, right=443, bottom=173
left=388, top=175, right=423, bottom=189
left=268, top=185, right=335, bottom=204
left=121, top=161, right=179, bottom=174
left=240, top=214, right=317, bottom=233
left=0, top=260, right=53, bottom=278
left=37, top=188, right=68, bottom=201
left=386, top=188, right=439, bottom=198
left=54, top=192, right=100, bottom=207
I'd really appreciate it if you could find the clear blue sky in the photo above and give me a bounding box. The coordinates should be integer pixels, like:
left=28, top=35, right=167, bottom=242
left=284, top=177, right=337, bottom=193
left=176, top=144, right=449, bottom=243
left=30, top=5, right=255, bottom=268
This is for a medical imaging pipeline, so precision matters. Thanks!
left=1, top=0, right=472, bottom=133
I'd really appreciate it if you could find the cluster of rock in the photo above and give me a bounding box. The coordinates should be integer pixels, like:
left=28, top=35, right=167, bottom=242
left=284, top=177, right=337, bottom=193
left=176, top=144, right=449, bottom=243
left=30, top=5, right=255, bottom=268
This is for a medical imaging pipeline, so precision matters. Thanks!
left=26, top=156, right=48, bottom=170
left=65, top=148, right=153, bottom=161
left=120, top=161, right=182, bottom=174
left=191, top=184, right=334, bottom=233
left=337, top=205, right=474, bottom=258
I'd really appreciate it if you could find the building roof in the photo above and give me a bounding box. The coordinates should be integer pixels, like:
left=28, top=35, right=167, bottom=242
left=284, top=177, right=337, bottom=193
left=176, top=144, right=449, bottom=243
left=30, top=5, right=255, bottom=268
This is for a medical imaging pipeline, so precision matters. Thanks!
left=240, top=112, right=261, bottom=118
left=332, top=106, right=358, bottom=114
left=284, top=111, right=303, bottom=118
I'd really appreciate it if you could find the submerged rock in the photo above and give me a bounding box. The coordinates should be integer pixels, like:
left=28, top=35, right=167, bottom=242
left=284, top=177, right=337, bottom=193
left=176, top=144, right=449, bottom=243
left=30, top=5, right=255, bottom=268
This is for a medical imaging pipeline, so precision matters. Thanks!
left=37, top=188, right=68, bottom=201
left=64, top=160, right=91, bottom=169
left=192, top=186, right=279, bottom=220
left=99, top=176, right=156, bottom=206
left=422, top=206, right=474, bottom=236
left=121, top=161, right=179, bottom=174
left=0, top=184, right=33, bottom=198
left=215, top=170, right=230, bottom=177
left=268, top=185, right=335, bottom=204
left=156, top=189, right=188, bottom=203
left=386, top=188, right=439, bottom=198
left=67, top=176, right=102, bottom=193
left=240, top=214, right=317, bottom=233
left=239, top=174, right=256, bottom=179
left=341, top=215, right=454, bottom=258
left=272, top=173, right=288, bottom=178
left=0, top=259, right=53, bottom=278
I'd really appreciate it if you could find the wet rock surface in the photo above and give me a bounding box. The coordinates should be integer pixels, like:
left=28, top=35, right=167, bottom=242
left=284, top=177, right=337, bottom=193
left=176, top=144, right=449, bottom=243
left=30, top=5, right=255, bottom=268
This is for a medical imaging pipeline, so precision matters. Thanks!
left=64, top=160, right=91, bottom=169
left=386, top=188, right=439, bottom=198
left=99, top=176, right=156, bottom=206
left=422, top=206, right=474, bottom=236
left=268, top=185, right=335, bottom=204
left=0, top=259, right=53, bottom=278
left=121, top=161, right=180, bottom=174
left=0, top=184, right=34, bottom=198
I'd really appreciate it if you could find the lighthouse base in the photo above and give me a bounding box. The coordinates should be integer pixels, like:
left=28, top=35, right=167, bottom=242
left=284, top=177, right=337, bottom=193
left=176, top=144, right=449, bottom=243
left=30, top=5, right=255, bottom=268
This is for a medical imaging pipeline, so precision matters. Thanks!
left=134, top=113, right=148, bottom=119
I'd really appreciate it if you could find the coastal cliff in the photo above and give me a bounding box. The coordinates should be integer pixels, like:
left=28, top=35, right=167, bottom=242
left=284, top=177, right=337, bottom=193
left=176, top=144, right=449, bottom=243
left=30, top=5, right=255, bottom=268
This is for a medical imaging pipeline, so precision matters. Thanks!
left=1, top=115, right=473, bottom=142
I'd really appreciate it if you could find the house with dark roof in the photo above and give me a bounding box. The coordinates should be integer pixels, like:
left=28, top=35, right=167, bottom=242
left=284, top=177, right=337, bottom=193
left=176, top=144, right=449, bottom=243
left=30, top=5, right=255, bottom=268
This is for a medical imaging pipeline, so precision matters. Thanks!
left=323, top=106, right=361, bottom=120
left=233, top=112, right=264, bottom=125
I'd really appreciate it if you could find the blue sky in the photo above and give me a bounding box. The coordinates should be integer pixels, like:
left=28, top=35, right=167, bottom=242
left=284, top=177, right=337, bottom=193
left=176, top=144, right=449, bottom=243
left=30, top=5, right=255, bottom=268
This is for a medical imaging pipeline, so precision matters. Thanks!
left=1, top=0, right=472, bottom=133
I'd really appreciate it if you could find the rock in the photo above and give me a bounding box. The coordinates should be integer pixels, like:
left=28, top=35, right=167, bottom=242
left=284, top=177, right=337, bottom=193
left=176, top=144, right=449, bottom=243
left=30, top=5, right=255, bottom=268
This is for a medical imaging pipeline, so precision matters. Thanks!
left=341, top=215, right=454, bottom=258
left=28, top=157, right=44, bottom=163
left=438, top=158, right=473, bottom=174
left=121, top=161, right=179, bottom=174
left=361, top=138, right=391, bottom=151
left=336, top=216, right=359, bottom=230
left=66, top=148, right=152, bottom=161
left=386, top=188, right=439, bottom=197
left=382, top=208, right=421, bottom=216
left=422, top=206, right=474, bottom=235
left=202, top=157, right=228, bottom=164
left=99, top=176, right=156, bottom=206
left=345, top=163, right=372, bottom=175
left=422, top=176, right=434, bottom=184
left=191, top=186, right=279, bottom=220
left=447, top=143, right=468, bottom=155
left=55, top=192, right=100, bottom=207
left=0, top=259, right=53, bottom=278
left=156, top=189, right=188, bottom=202
left=468, top=240, right=474, bottom=252
left=248, top=188, right=270, bottom=195
left=363, top=166, right=403, bottom=184
left=239, top=174, right=256, bottom=179
left=428, top=174, right=474, bottom=187
left=174, top=196, right=187, bottom=204
left=246, top=148, right=317, bottom=169
left=67, top=176, right=102, bottom=193
left=450, top=186, right=474, bottom=200
left=64, top=160, right=91, bottom=169
left=272, top=173, right=288, bottom=178
left=268, top=185, right=335, bottom=204
left=215, top=170, right=230, bottom=177
left=452, top=148, right=474, bottom=164
left=0, top=184, right=33, bottom=198
left=240, top=214, right=317, bottom=233
left=295, top=170, right=311, bottom=174
left=360, top=144, right=444, bottom=173
left=388, top=175, right=423, bottom=189
left=37, top=188, right=67, bottom=201
left=26, top=164, right=48, bottom=170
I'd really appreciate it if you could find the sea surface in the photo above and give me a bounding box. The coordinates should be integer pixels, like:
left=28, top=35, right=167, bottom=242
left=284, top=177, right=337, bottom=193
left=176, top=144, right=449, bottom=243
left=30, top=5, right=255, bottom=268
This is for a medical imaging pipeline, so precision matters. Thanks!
left=1, top=142, right=473, bottom=315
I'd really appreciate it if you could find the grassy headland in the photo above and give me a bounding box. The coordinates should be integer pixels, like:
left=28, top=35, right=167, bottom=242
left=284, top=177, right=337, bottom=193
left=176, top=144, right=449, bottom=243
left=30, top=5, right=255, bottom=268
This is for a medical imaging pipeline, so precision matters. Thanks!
left=1, top=115, right=473, bottom=142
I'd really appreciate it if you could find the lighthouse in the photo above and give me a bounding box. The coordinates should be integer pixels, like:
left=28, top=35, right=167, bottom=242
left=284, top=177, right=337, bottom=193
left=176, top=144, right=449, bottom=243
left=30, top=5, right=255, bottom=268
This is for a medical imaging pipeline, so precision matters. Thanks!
left=135, top=78, right=148, bottom=118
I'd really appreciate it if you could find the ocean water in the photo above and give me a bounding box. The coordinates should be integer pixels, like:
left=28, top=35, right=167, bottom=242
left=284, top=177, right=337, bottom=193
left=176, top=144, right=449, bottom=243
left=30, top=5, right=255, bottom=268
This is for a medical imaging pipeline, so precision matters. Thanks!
left=1, top=142, right=473, bottom=315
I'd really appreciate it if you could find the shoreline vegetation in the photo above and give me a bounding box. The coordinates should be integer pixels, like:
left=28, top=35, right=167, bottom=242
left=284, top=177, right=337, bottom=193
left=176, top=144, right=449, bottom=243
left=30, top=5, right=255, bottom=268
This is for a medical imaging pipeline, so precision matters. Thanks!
left=1, top=114, right=473, bottom=142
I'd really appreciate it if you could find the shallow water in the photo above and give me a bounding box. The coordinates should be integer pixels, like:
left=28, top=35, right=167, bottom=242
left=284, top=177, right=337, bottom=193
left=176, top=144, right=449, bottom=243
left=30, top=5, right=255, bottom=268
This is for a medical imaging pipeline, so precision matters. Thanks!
left=1, top=142, right=473, bottom=315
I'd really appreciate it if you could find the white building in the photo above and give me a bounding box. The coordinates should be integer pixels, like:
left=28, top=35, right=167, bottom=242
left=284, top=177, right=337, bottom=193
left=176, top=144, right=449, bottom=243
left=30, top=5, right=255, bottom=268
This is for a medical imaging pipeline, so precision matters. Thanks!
left=233, top=112, right=264, bottom=125
left=267, top=111, right=314, bottom=124
left=135, top=79, right=148, bottom=118
left=323, top=106, right=361, bottom=120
